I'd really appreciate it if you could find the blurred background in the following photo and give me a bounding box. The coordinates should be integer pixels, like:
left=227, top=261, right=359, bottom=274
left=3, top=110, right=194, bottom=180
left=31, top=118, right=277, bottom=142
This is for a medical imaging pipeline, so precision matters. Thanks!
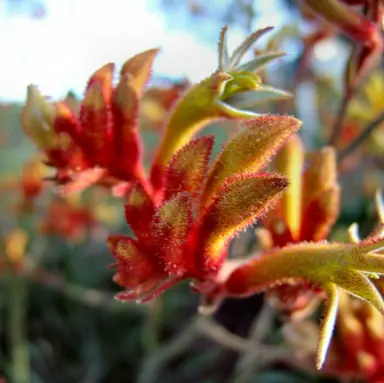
left=1, top=0, right=384, bottom=382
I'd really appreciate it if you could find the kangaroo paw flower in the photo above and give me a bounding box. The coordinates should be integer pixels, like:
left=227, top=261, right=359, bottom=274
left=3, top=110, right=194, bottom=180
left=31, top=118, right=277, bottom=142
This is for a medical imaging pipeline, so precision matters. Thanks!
left=150, top=26, right=291, bottom=193
left=223, top=236, right=384, bottom=369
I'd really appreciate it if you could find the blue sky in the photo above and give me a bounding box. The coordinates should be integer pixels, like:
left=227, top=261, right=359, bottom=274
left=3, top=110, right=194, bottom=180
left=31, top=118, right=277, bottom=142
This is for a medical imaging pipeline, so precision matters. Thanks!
left=0, top=0, right=346, bottom=102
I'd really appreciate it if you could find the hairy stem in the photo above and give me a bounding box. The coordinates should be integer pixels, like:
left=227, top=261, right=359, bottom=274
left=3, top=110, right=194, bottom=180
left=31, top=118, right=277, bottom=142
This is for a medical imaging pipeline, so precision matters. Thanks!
left=19, top=267, right=146, bottom=313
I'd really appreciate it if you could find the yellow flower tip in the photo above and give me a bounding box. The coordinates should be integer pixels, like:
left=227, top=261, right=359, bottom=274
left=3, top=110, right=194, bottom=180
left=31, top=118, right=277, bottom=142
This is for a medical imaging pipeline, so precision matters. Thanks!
left=5, top=229, right=28, bottom=264
left=87, top=62, right=115, bottom=102
left=82, top=83, right=106, bottom=110
left=120, top=48, right=160, bottom=97
left=113, top=75, right=138, bottom=117
left=275, top=134, right=304, bottom=238
left=89, top=62, right=115, bottom=84
left=21, top=85, right=56, bottom=148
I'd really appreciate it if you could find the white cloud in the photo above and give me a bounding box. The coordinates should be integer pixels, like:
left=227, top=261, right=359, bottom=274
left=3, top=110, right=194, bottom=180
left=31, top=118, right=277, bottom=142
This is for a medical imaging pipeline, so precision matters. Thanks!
left=0, top=0, right=231, bottom=101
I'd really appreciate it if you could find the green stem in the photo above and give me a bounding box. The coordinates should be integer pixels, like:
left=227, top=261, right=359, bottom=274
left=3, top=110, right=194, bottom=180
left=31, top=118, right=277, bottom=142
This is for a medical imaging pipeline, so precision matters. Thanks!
left=8, top=274, right=30, bottom=383
left=142, top=297, right=162, bottom=354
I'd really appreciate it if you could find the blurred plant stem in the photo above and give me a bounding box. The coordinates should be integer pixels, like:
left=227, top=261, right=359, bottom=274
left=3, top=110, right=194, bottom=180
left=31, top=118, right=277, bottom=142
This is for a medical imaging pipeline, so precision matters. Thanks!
left=338, top=110, right=384, bottom=162
left=328, top=89, right=354, bottom=146
left=232, top=302, right=277, bottom=383
left=27, top=267, right=146, bottom=313
left=142, top=297, right=163, bottom=354
left=8, top=273, right=30, bottom=383
left=137, top=318, right=198, bottom=383
left=138, top=313, right=292, bottom=383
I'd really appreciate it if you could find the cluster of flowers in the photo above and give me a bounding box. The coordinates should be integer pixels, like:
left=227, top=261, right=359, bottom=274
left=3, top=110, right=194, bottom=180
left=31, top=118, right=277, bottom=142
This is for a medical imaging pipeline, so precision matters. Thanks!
left=21, top=23, right=384, bottom=378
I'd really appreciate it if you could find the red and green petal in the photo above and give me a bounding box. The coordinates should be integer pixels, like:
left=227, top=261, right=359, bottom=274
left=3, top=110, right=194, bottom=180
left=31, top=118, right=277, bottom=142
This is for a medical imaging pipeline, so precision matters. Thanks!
left=196, top=173, right=288, bottom=274
left=54, top=102, right=82, bottom=146
left=164, top=136, right=214, bottom=202
left=124, top=183, right=155, bottom=242
left=80, top=63, right=114, bottom=167
left=200, top=115, right=301, bottom=209
left=112, top=75, right=143, bottom=180
left=120, top=48, right=159, bottom=97
left=152, top=193, right=192, bottom=276
left=108, top=235, right=160, bottom=288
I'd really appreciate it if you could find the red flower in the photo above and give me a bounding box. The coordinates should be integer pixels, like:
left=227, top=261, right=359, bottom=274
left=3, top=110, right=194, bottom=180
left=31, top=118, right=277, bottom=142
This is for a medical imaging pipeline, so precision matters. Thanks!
left=108, top=116, right=300, bottom=302
left=40, top=199, right=96, bottom=241
left=21, top=50, right=159, bottom=195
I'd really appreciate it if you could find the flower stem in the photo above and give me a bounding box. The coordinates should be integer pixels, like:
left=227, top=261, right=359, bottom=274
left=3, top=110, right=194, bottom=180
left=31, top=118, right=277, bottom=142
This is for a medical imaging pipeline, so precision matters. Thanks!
left=328, top=89, right=354, bottom=146
left=337, top=111, right=384, bottom=163
left=8, top=274, right=30, bottom=383
left=142, top=297, right=162, bottom=354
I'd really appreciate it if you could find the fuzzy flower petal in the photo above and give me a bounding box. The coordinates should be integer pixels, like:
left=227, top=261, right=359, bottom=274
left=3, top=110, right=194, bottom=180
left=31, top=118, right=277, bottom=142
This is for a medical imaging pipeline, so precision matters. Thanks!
left=150, top=26, right=291, bottom=193
left=164, top=136, right=214, bottom=201
left=196, top=173, right=288, bottom=273
left=200, top=116, right=301, bottom=208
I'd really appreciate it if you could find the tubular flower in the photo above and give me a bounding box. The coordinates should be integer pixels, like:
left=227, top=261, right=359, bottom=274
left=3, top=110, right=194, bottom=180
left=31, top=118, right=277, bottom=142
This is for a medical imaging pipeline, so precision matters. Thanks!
left=222, top=191, right=384, bottom=370
left=284, top=192, right=384, bottom=381
left=149, top=26, right=291, bottom=196
left=21, top=49, right=159, bottom=194
left=324, top=289, right=384, bottom=382
left=258, top=135, right=340, bottom=318
left=108, top=115, right=301, bottom=303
